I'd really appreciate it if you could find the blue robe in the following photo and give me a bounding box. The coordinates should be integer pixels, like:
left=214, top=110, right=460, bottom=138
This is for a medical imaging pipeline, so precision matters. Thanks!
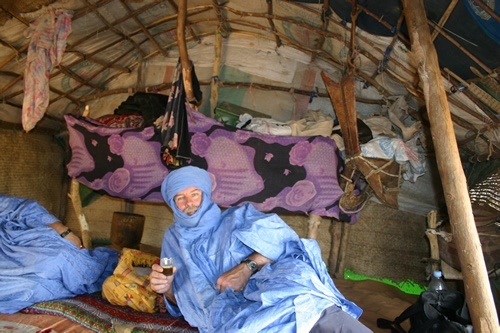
left=0, top=194, right=118, bottom=314
left=160, top=166, right=362, bottom=333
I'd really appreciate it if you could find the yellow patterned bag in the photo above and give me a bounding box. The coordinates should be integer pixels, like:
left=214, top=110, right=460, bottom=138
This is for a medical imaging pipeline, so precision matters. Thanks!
left=102, top=248, right=160, bottom=313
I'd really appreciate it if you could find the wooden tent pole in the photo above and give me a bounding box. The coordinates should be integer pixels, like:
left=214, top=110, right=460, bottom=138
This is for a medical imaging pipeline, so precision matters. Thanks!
left=402, top=1, right=499, bottom=332
left=307, top=214, right=322, bottom=239
left=69, top=179, right=92, bottom=250
left=210, top=27, right=222, bottom=115
left=425, top=210, right=440, bottom=272
left=177, top=0, right=195, bottom=105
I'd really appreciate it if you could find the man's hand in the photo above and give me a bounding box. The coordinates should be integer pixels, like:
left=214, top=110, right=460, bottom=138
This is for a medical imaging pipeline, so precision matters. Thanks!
left=150, top=263, right=177, bottom=304
left=65, top=231, right=83, bottom=249
left=216, top=263, right=252, bottom=292
left=216, top=253, right=273, bottom=292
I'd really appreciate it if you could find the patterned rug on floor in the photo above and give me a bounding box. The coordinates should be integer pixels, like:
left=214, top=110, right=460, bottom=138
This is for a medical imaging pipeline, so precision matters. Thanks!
left=20, top=293, right=197, bottom=333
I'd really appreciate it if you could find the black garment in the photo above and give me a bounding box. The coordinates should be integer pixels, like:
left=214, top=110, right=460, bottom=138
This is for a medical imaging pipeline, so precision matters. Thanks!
left=114, top=92, right=168, bottom=127
left=160, top=60, right=202, bottom=169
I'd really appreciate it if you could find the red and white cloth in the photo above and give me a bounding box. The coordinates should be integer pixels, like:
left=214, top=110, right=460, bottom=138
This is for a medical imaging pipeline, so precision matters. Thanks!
left=22, top=9, right=72, bottom=132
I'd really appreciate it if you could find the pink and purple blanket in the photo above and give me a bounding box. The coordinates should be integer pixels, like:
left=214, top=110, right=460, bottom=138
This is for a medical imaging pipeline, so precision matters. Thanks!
left=65, top=109, right=356, bottom=222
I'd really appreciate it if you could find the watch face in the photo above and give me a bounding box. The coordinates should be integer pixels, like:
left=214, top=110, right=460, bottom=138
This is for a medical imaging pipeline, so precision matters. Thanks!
left=243, top=259, right=258, bottom=273
left=248, top=261, right=257, bottom=271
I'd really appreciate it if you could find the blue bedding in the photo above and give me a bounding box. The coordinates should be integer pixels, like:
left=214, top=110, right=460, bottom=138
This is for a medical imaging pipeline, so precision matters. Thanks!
left=0, top=194, right=118, bottom=314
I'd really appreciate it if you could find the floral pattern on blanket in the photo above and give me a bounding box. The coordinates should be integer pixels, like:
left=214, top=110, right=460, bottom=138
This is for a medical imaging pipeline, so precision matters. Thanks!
left=65, top=110, right=356, bottom=221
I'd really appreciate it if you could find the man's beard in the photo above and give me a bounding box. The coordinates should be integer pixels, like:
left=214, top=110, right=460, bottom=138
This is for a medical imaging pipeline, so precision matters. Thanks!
left=183, top=205, right=199, bottom=216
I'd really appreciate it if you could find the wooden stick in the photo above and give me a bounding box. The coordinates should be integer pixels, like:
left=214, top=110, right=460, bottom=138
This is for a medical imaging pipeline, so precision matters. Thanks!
left=83, top=0, right=146, bottom=57
left=444, top=68, right=500, bottom=118
left=425, top=210, right=440, bottom=272
left=266, top=0, right=282, bottom=47
left=210, top=27, right=222, bottom=115
left=335, top=222, right=350, bottom=279
left=119, top=0, right=168, bottom=57
left=177, top=0, right=195, bottom=105
left=427, top=20, right=492, bottom=74
left=307, top=214, right=322, bottom=240
left=403, top=1, right=499, bottom=331
left=68, top=179, right=92, bottom=249
left=471, top=0, right=500, bottom=22
left=329, top=220, right=343, bottom=277
left=431, top=0, right=459, bottom=41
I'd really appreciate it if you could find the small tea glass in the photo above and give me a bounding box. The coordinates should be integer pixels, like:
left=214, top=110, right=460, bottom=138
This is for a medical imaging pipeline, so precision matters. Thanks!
left=160, top=257, right=174, bottom=276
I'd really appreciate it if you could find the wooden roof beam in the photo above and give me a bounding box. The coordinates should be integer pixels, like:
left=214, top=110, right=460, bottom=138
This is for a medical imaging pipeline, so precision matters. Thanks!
left=57, top=65, right=104, bottom=91
left=211, top=0, right=230, bottom=37
left=0, top=4, right=29, bottom=26
left=51, top=43, right=142, bottom=104
left=343, top=2, right=411, bottom=45
left=266, top=0, right=282, bottom=48
left=367, top=13, right=405, bottom=82
left=428, top=20, right=493, bottom=75
left=224, top=7, right=416, bottom=79
left=82, top=0, right=146, bottom=58
left=0, top=71, right=22, bottom=95
left=64, top=50, right=130, bottom=73
left=118, top=0, right=168, bottom=57
left=471, top=0, right=500, bottom=22
left=68, top=0, right=163, bottom=49
left=431, top=0, right=459, bottom=41
left=0, top=6, right=29, bottom=72
left=348, top=1, right=362, bottom=71
left=311, top=0, right=330, bottom=62
left=210, top=0, right=225, bottom=113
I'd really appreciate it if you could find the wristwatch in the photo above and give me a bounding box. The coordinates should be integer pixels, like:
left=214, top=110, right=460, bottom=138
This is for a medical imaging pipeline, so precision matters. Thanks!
left=241, top=258, right=259, bottom=274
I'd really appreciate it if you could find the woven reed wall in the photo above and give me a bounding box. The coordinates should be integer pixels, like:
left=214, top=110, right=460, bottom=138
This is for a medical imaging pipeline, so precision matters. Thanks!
left=0, top=128, right=67, bottom=218
left=344, top=201, right=429, bottom=285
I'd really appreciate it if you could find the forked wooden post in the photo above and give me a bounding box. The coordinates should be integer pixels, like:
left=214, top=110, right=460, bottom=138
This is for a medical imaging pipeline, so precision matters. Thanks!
left=425, top=210, right=440, bottom=272
left=69, top=179, right=92, bottom=249
left=329, top=221, right=342, bottom=276
left=403, top=0, right=499, bottom=331
left=307, top=214, right=322, bottom=239
left=328, top=220, right=350, bottom=279
left=337, top=223, right=350, bottom=279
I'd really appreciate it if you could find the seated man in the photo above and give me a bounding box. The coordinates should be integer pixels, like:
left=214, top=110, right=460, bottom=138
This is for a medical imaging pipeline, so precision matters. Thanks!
left=0, top=194, right=118, bottom=314
left=150, top=166, right=371, bottom=332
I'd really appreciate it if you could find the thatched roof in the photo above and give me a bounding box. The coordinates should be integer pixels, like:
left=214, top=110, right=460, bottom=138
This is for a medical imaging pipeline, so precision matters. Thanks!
left=0, top=0, right=498, bottom=162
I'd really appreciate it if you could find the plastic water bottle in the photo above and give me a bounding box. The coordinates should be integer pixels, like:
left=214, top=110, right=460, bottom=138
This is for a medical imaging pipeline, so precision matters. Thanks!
left=428, top=270, right=448, bottom=291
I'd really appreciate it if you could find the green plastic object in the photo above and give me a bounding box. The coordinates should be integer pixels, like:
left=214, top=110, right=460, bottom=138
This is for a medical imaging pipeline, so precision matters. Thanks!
left=214, top=101, right=270, bottom=127
left=344, top=269, right=426, bottom=295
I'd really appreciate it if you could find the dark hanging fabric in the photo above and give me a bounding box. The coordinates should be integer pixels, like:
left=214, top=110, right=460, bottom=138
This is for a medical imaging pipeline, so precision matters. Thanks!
left=113, top=92, right=168, bottom=127
left=160, top=60, right=202, bottom=169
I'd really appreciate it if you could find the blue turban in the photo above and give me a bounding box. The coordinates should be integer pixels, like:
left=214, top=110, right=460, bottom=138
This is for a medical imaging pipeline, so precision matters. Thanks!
left=161, top=166, right=220, bottom=230
left=161, top=166, right=213, bottom=205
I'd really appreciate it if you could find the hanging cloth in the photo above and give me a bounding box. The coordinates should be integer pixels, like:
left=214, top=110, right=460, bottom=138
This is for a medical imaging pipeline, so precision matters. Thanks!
left=160, top=60, right=202, bottom=169
left=22, top=9, right=73, bottom=132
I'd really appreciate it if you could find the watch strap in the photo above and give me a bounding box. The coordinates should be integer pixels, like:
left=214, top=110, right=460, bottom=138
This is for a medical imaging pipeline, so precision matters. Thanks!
left=241, top=258, right=259, bottom=274
left=60, top=228, right=72, bottom=238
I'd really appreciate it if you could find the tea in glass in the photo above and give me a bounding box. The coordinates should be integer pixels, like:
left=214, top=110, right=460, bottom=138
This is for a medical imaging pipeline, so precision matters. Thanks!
left=160, top=257, right=174, bottom=276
